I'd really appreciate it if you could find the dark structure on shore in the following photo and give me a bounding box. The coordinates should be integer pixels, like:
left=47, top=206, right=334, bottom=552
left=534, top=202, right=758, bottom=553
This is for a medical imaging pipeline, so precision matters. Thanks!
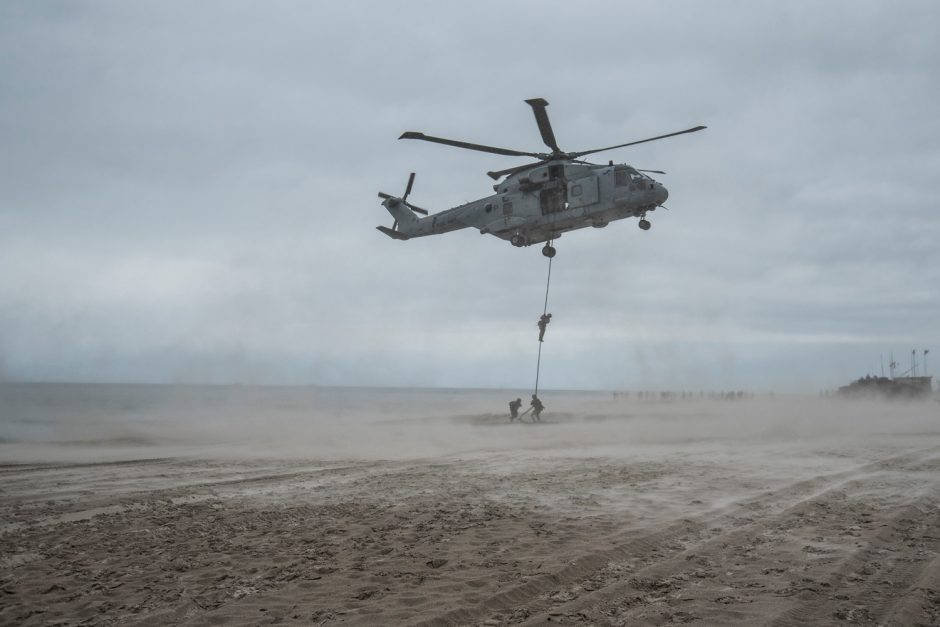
left=838, top=375, right=933, bottom=399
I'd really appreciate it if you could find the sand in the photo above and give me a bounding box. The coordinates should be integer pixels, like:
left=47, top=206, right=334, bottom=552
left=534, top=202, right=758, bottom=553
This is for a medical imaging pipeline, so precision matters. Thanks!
left=2, top=386, right=940, bottom=625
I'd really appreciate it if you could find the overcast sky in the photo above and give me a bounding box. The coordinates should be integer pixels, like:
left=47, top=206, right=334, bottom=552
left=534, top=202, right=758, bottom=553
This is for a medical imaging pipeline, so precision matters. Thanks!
left=1, top=1, right=938, bottom=392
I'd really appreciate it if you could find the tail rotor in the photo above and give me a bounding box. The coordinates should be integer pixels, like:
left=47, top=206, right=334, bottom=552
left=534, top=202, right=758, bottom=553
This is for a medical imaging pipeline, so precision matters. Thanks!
left=377, top=172, right=426, bottom=240
left=378, top=172, right=428, bottom=215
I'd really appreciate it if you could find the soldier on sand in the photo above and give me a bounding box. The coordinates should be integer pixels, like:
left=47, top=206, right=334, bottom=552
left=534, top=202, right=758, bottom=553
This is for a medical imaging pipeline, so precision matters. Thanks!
left=508, top=398, right=522, bottom=421
left=537, top=313, right=552, bottom=342
left=530, top=394, right=544, bottom=421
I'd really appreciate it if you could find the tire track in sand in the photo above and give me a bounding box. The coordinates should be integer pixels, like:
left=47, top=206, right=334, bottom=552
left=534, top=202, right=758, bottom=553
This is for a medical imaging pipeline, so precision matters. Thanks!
left=768, top=499, right=940, bottom=626
left=414, top=446, right=940, bottom=627
left=880, top=548, right=940, bottom=626
left=528, top=483, right=940, bottom=626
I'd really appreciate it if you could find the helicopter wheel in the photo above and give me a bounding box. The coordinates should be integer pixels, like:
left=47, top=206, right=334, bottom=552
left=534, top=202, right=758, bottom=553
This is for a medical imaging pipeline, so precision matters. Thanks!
left=542, top=244, right=556, bottom=258
left=638, top=219, right=651, bottom=231
left=510, top=234, right=526, bottom=247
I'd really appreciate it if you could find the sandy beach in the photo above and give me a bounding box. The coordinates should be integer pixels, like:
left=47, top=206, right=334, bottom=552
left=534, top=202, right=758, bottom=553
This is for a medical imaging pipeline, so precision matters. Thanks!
left=2, top=385, right=939, bottom=625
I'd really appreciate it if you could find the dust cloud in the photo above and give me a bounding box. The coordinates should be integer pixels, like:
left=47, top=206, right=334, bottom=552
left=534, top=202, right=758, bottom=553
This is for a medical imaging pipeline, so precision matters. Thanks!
left=3, top=383, right=940, bottom=625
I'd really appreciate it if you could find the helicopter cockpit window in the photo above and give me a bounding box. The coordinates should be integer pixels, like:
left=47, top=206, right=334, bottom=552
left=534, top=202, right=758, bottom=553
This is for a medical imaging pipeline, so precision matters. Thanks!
left=616, top=167, right=644, bottom=188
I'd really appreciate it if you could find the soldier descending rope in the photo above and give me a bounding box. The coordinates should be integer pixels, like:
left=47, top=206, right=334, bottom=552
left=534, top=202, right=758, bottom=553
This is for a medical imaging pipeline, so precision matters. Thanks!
left=537, top=313, right=552, bottom=342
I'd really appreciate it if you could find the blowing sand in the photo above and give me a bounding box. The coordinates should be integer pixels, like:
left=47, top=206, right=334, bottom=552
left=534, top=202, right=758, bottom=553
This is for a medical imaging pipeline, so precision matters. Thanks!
left=2, top=385, right=939, bottom=625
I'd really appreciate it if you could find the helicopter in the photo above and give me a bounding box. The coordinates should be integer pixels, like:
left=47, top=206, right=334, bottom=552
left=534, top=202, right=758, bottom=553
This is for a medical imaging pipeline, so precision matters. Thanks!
left=377, top=98, right=705, bottom=258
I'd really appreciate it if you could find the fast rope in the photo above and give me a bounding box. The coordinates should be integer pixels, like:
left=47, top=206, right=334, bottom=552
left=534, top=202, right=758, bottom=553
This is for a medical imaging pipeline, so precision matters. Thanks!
left=533, top=243, right=553, bottom=396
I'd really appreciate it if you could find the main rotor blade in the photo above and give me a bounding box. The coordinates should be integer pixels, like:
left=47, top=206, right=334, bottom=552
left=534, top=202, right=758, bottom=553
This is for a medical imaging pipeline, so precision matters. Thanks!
left=403, top=172, right=415, bottom=200
left=569, top=125, right=706, bottom=159
left=525, top=98, right=561, bottom=154
left=399, top=131, right=544, bottom=158
left=487, top=161, right=547, bottom=181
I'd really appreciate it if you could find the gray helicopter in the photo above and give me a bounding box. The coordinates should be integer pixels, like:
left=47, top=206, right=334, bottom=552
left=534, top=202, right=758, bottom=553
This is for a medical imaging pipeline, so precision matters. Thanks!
left=377, top=98, right=704, bottom=258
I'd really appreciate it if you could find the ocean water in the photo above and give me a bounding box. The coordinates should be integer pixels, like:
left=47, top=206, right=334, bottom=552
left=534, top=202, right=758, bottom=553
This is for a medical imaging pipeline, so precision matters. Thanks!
left=0, top=383, right=614, bottom=460
left=2, top=382, right=936, bottom=465
left=0, top=383, right=476, bottom=438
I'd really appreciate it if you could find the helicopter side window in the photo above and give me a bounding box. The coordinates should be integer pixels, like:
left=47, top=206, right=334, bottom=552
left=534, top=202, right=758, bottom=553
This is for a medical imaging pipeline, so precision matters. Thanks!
left=615, top=170, right=629, bottom=187
left=502, top=200, right=513, bottom=215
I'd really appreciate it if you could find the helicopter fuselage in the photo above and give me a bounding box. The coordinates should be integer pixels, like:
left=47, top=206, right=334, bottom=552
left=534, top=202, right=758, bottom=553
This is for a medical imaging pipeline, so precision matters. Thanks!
left=381, top=160, right=667, bottom=247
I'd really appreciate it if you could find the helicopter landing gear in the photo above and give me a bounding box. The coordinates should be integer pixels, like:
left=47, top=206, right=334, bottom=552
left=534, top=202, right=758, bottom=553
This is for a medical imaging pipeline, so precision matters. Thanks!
left=510, top=233, right=527, bottom=247
left=638, top=218, right=651, bottom=231
left=542, top=244, right=556, bottom=258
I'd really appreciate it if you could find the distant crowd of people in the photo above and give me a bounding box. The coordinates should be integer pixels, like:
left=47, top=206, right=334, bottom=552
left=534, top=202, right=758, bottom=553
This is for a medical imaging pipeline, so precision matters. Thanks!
left=612, top=390, right=762, bottom=401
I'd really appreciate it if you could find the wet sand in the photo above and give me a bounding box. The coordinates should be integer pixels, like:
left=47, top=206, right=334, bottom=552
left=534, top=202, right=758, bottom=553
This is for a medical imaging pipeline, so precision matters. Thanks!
left=2, top=392, right=939, bottom=625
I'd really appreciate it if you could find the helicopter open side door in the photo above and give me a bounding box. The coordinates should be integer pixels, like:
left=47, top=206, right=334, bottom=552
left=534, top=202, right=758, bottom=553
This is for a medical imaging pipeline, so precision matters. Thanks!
left=567, top=176, right=598, bottom=209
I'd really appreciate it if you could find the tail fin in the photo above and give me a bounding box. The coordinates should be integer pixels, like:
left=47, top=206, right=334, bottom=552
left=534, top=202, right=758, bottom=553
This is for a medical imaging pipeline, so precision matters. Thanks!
left=380, top=196, right=420, bottom=227
left=376, top=224, right=410, bottom=240
left=376, top=197, right=419, bottom=240
left=376, top=172, right=425, bottom=240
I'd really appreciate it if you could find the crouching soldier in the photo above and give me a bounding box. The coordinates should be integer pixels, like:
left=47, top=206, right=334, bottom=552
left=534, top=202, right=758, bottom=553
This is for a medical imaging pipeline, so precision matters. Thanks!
left=508, top=398, right=522, bottom=422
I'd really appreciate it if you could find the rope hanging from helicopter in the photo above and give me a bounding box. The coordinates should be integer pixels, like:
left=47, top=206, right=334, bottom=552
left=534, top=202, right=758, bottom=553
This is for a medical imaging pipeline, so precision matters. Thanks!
left=533, top=249, right=553, bottom=397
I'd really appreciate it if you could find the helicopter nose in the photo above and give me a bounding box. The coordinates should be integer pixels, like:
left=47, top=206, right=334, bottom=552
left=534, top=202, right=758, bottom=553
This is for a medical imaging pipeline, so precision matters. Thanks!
left=654, top=184, right=668, bottom=205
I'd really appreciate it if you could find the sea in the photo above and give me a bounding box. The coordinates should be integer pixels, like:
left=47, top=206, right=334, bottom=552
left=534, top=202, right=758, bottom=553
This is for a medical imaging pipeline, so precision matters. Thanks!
left=0, top=382, right=616, bottom=462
